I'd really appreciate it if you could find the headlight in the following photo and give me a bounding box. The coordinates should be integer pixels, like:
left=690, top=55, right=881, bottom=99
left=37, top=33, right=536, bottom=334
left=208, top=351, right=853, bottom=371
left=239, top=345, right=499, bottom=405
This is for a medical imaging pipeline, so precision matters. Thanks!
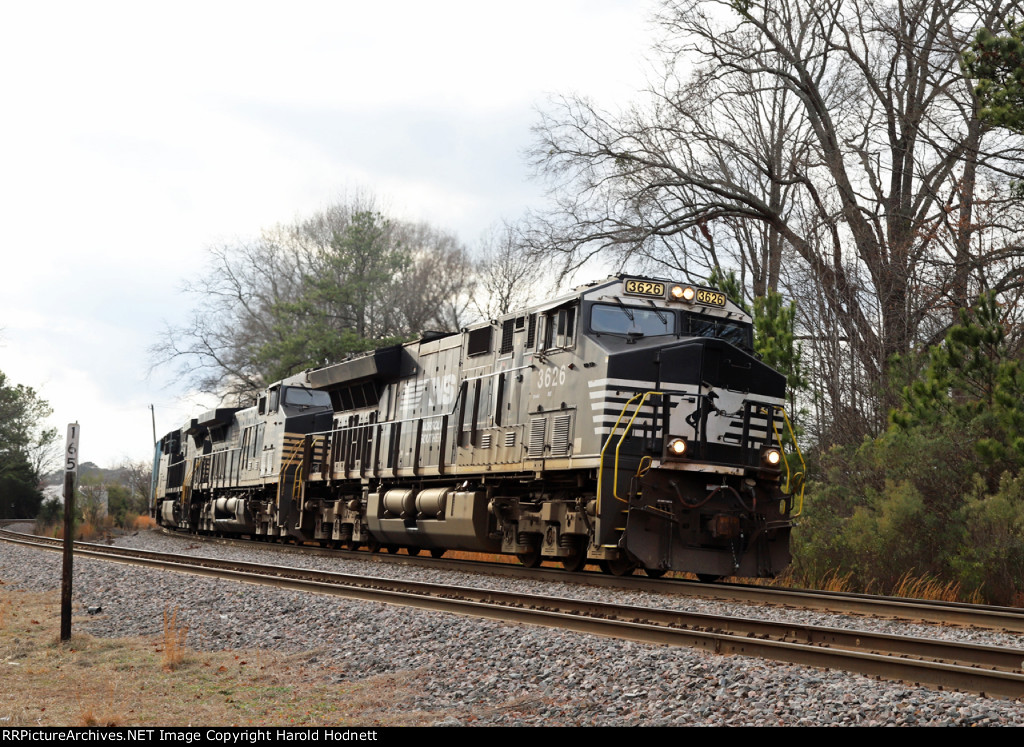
left=667, top=437, right=688, bottom=457
left=762, top=448, right=782, bottom=467
left=670, top=285, right=696, bottom=302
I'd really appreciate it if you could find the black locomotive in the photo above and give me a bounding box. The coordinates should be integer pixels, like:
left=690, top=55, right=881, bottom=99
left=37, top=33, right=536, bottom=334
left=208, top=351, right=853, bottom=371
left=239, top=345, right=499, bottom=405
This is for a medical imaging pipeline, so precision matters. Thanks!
left=152, top=275, right=803, bottom=578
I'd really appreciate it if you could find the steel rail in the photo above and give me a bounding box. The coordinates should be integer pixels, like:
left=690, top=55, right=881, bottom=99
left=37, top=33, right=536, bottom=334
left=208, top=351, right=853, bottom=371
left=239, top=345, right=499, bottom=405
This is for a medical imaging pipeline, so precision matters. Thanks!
left=6, top=524, right=1024, bottom=634
left=4, top=529, right=1024, bottom=699
left=153, top=526, right=1024, bottom=634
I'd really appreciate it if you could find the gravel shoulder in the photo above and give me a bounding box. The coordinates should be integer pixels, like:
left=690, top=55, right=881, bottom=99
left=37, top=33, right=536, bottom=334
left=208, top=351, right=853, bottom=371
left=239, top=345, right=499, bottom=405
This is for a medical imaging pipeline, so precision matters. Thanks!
left=2, top=529, right=1023, bottom=726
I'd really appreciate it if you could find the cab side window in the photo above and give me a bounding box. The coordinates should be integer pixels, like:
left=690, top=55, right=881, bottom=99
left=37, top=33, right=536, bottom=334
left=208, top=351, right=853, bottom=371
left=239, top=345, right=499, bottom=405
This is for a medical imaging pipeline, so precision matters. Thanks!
left=543, top=306, right=576, bottom=350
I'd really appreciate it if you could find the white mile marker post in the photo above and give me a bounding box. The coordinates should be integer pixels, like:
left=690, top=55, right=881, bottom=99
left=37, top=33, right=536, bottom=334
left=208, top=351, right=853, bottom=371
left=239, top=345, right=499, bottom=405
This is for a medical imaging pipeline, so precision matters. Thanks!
left=60, top=422, right=79, bottom=642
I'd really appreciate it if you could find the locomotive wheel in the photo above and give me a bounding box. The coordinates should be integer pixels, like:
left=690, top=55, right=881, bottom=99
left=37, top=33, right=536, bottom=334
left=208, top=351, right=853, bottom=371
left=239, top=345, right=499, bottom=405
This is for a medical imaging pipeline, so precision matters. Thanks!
left=430, top=549, right=446, bottom=559
left=406, top=547, right=422, bottom=556
left=517, top=549, right=542, bottom=568
left=366, top=538, right=381, bottom=553
left=561, top=542, right=587, bottom=572
left=599, top=556, right=636, bottom=577
left=696, top=574, right=722, bottom=583
left=643, top=567, right=668, bottom=578
left=385, top=544, right=400, bottom=554
left=561, top=555, right=587, bottom=572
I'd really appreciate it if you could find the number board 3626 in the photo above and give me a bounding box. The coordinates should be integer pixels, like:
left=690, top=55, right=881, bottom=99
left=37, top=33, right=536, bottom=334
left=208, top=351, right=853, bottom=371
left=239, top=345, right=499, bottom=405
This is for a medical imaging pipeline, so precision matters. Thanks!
left=695, top=289, right=727, bottom=307
left=623, top=279, right=665, bottom=298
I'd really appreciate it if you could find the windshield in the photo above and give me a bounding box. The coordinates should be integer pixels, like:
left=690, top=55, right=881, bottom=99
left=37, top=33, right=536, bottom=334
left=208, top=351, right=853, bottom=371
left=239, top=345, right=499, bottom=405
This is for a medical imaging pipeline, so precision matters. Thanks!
left=282, top=387, right=332, bottom=409
left=686, top=314, right=753, bottom=349
left=591, top=304, right=675, bottom=337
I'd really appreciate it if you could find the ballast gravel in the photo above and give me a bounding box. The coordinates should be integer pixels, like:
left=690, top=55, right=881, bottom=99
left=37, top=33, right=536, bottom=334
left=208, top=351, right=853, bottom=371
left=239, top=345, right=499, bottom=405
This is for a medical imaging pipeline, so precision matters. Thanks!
left=3, top=530, right=1024, bottom=726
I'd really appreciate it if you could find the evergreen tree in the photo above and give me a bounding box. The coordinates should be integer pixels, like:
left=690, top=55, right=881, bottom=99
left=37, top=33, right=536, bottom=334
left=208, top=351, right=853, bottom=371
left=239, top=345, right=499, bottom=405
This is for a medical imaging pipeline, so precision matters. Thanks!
left=794, top=293, right=1024, bottom=603
left=0, top=370, right=55, bottom=518
left=707, top=269, right=807, bottom=399
left=255, top=211, right=413, bottom=382
left=963, top=20, right=1024, bottom=197
left=706, top=267, right=749, bottom=313
left=753, top=291, right=807, bottom=398
left=963, top=20, right=1024, bottom=135
left=152, top=196, right=475, bottom=403
left=893, top=293, right=1024, bottom=476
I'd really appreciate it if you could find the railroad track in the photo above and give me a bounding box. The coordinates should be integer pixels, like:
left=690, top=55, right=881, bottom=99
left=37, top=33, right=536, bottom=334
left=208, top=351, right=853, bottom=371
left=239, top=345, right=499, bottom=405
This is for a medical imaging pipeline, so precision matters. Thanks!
left=3, top=527, right=1024, bottom=699
left=137, top=524, right=1024, bottom=635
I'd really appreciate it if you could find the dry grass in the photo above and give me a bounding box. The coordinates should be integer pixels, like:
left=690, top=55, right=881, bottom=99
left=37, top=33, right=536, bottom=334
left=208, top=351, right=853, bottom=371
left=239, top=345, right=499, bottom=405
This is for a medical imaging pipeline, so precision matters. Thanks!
left=37, top=516, right=157, bottom=541
left=41, top=522, right=110, bottom=542
left=890, top=570, right=984, bottom=604
left=161, top=607, right=189, bottom=671
left=133, top=515, right=158, bottom=531
left=0, top=588, right=447, bottom=726
left=76, top=521, right=100, bottom=542
left=756, top=568, right=856, bottom=593
left=813, top=569, right=856, bottom=593
left=758, top=567, right=993, bottom=604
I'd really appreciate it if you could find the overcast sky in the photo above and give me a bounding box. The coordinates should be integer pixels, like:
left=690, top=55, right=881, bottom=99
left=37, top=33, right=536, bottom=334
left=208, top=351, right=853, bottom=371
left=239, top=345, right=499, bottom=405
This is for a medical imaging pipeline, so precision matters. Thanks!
left=0, top=0, right=659, bottom=470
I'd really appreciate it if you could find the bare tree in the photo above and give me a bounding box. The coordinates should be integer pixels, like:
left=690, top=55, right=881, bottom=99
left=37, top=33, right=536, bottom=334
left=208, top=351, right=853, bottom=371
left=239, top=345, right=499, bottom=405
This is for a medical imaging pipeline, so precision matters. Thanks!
left=151, top=197, right=476, bottom=403
left=113, top=458, right=153, bottom=503
left=473, top=222, right=554, bottom=321
left=529, top=0, right=1024, bottom=442
left=151, top=236, right=305, bottom=403
left=389, top=221, right=476, bottom=333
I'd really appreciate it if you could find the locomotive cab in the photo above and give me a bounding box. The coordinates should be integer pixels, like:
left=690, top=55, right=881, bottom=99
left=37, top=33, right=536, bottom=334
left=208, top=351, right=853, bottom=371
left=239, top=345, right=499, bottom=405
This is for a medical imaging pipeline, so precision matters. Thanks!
left=574, top=280, right=800, bottom=577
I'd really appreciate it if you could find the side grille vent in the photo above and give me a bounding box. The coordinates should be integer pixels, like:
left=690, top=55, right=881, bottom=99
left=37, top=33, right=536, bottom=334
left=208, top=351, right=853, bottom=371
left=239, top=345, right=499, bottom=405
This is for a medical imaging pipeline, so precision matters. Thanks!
left=528, top=417, right=546, bottom=458
left=551, top=415, right=572, bottom=456
left=500, top=319, right=515, bottom=354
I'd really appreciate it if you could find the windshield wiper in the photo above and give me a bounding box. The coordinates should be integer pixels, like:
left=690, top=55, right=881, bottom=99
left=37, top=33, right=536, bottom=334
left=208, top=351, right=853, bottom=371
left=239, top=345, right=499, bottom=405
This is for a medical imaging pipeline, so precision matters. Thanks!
left=646, top=300, right=668, bottom=327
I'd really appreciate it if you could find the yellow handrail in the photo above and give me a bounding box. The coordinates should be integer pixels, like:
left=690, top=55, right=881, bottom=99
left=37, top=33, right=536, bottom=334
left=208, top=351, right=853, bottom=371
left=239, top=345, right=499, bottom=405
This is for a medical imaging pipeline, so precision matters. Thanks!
left=180, top=458, right=199, bottom=509
left=292, top=436, right=323, bottom=506
left=277, top=438, right=304, bottom=483
left=597, top=393, right=806, bottom=522
left=596, top=391, right=663, bottom=516
left=275, top=439, right=303, bottom=517
left=768, top=406, right=806, bottom=517
left=612, top=391, right=662, bottom=504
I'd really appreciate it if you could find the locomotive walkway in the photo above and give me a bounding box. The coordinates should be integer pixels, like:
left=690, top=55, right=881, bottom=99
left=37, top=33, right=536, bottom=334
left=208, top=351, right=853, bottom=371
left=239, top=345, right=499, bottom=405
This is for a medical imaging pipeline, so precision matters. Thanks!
left=4, top=526, right=1024, bottom=700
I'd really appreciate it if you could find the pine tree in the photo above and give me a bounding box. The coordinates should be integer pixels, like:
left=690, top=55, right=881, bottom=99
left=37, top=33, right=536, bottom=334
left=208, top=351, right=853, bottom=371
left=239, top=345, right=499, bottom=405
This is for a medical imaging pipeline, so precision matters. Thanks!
left=707, top=269, right=807, bottom=397
left=963, top=20, right=1024, bottom=135
left=753, top=291, right=807, bottom=396
left=893, top=293, right=1024, bottom=471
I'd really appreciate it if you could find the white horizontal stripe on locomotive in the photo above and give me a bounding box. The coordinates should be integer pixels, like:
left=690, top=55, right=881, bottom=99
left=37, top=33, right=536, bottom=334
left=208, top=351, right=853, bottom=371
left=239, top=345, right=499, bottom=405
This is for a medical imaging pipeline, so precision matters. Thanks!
left=586, top=381, right=784, bottom=441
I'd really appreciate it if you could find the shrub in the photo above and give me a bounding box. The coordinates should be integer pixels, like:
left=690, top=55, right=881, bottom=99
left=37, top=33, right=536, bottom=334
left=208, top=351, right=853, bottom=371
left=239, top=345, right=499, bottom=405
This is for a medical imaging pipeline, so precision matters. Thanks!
left=133, top=514, right=158, bottom=530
